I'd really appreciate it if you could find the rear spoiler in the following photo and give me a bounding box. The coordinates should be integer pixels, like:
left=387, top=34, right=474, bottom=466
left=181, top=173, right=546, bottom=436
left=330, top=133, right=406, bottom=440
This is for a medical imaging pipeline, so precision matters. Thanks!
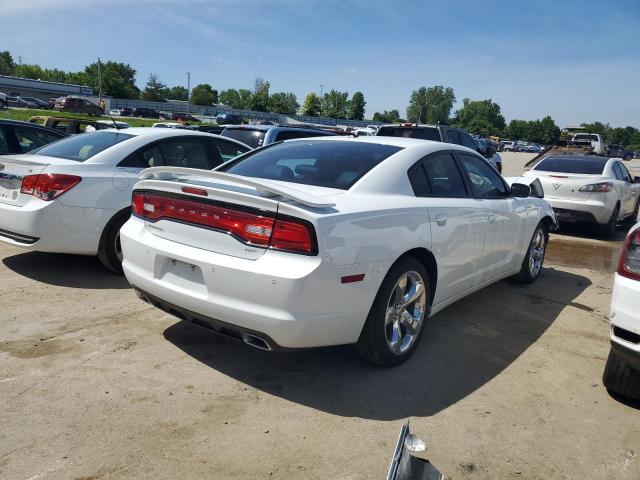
left=139, top=166, right=336, bottom=208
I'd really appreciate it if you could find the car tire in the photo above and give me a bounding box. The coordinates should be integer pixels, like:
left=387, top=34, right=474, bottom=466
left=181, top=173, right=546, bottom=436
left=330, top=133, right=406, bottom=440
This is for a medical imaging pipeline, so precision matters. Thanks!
left=513, top=223, right=548, bottom=284
left=629, top=199, right=640, bottom=225
left=600, top=204, right=620, bottom=237
left=97, top=210, right=130, bottom=273
left=356, top=257, right=430, bottom=366
left=603, top=350, right=640, bottom=400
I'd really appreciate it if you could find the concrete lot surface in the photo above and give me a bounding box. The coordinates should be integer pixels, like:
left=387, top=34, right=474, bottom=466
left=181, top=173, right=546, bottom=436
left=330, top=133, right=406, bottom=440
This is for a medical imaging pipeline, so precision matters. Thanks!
left=1, top=153, right=640, bottom=479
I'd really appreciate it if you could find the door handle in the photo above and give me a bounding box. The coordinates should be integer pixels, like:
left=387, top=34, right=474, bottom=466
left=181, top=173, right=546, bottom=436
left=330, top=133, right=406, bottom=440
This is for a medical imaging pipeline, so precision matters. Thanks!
left=488, top=214, right=497, bottom=224
left=435, top=214, right=447, bottom=226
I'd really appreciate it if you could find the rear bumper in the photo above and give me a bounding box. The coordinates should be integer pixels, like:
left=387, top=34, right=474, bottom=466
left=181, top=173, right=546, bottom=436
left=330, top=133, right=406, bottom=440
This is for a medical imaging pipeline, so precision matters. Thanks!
left=610, top=273, right=640, bottom=369
left=546, top=198, right=612, bottom=224
left=121, top=216, right=382, bottom=349
left=0, top=199, right=112, bottom=255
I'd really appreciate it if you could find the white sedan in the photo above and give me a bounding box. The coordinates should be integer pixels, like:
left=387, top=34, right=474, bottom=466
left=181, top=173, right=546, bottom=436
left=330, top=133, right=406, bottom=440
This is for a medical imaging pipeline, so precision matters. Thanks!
left=121, top=137, right=557, bottom=365
left=603, top=222, right=640, bottom=399
left=523, top=155, right=640, bottom=235
left=0, top=128, right=251, bottom=271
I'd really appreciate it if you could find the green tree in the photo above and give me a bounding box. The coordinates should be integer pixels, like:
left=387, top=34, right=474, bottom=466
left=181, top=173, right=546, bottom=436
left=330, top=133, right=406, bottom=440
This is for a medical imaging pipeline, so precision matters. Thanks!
left=269, top=92, right=299, bottom=115
left=300, top=92, right=322, bottom=116
left=249, top=77, right=270, bottom=112
left=372, top=110, right=401, bottom=123
left=238, top=89, right=253, bottom=110
left=167, top=86, right=188, bottom=101
left=219, top=89, right=241, bottom=108
left=0, top=51, right=16, bottom=75
left=190, top=83, right=218, bottom=106
left=406, top=85, right=455, bottom=124
left=505, top=119, right=529, bottom=140
left=141, top=73, right=167, bottom=101
left=83, top=61, right=139, bottom=99
left=536, top=116, right=561, bottom=144
left=322, top=90, right=349, bottom=119
left=452, top=98, right=505, bottom=136
left=347, top=91, right=366, bottom=120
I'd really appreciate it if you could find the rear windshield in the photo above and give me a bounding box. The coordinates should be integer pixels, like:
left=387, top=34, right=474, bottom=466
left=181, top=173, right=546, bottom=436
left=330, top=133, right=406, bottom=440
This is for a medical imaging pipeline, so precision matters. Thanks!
left=221, top=128, right=266, bottom=148
left=219, top=140, right=403, bottom=190
left=377, top=126, right=440, bottom=141
left=31, top=131, right=134, bottom=161
left=573, top=134, right=599, bottom=141
left=534, top=156, right=607, bottom=174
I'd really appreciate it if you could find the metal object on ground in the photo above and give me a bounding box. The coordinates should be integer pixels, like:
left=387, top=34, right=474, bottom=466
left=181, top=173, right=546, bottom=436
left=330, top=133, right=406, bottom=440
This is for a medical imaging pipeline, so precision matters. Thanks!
left=387, top=422, right=444, bottom=480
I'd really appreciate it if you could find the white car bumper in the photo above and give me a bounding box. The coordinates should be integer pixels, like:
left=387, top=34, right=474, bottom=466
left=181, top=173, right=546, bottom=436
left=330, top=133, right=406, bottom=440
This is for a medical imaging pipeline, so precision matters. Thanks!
left=610, top=273, right=640, bottom=371
left=545, top=197, right=612, bottom=224
left=0, top=198, right=113, bottom=255
left=120, top=216, right=383, bottom=349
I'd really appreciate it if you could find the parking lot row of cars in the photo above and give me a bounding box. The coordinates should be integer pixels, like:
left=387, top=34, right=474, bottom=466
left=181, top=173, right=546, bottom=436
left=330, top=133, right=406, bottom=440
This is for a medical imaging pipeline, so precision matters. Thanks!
left=0, top=117, right=639, bottom=397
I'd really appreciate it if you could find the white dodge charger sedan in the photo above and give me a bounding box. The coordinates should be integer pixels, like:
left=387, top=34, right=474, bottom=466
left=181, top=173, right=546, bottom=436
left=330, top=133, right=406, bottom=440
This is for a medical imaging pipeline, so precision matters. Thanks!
left=523, top=155, right=640, bottom=235
left=0, top=128, right=250, bottom=271
left=603, top=222, right=640, bottom=399
left=121, top=137, right=557, bottom=365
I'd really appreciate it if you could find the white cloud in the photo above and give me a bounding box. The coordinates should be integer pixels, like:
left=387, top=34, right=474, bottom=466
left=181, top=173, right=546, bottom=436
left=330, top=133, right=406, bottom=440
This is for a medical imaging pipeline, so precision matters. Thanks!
left=344, top=68, right=356, bottom=73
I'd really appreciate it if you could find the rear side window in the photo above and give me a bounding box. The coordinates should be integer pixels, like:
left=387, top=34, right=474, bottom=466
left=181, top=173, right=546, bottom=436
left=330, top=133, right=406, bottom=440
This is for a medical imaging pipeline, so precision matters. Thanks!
left=275, top=130, right=332, bottom=142
left=422, top=153, right=467, bottom=197
left=222, top=128, right=266, bottom=148
left=408, top=161, right=431, bottom=196
left=612, top=162, right=624, bottom=181
left=120, top=137, right=224, bottom=170
left=32, top=131, right=133, bottom=161
left=459, top=132, right=479, bottom=150
left=219, top=140, right=402, bottom=190
left=458, top=154, right=508, bottom=197
left=377, top=127, right=440, bottom=141
left=446, top=129, right=460, bottom=144
left=534, top=157, right=607, bottom=174
left=0, top=127, right=11, bottom=154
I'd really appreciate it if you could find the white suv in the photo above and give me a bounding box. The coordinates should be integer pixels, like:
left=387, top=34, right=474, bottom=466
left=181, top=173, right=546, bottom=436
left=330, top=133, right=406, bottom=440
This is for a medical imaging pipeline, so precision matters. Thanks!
left=603, top=222, right=640, bottom=399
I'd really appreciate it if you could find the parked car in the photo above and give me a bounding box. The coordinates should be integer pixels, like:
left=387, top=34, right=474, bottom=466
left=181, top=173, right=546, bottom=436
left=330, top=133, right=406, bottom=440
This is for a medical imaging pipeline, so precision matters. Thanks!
left=54, top=96, right=103, bottom=115
left=19, top=96, right=50, bottom=109
left=603, top=221, right=640, bottom=399
left=152, top=122, right=187, bottom=129
left=377, top=124, right=502, bottom=172
left=7, top=96, right=39, bottom=109
left=132, top=107, right=160, bottom=119
left=221, top=124, right=336, bottom=149
left=119, top=107, right=133, bottom=117
left=475, top=138, right=503, bottom=172
left=187, top=124, right=225, bottom=135
left=171, top=112, right=200, bottom=123
left=28, top=116, right=101, bottom=135
left=120, top=137, right=557, bottom=365
left=0, top=129, right=251, bottom=271
left=606, top=144, right=624, bottom=157
left=0, top=91, right=7, bottom=109
left=501, top=141, right=516, bottom=152
left=215, top=112, right=243, bottom=125
left=0, top=119, right=67, bottom=155
left=523, top=156, right=640, bottom=235
left=92, top=120, right=130, bottom=130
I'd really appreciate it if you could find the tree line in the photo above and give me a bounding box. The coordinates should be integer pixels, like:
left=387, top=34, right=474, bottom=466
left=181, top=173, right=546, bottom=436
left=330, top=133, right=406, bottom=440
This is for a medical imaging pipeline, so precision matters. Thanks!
left=1, top=50, right=638, bottom=147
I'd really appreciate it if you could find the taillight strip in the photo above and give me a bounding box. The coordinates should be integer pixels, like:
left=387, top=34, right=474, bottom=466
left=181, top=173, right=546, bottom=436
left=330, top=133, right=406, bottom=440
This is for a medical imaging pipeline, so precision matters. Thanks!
left=617, top=229, right=640, bottom=281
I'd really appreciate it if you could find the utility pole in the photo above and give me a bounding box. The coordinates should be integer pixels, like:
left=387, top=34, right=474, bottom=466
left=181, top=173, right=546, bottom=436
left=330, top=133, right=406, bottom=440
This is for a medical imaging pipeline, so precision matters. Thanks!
left=97, top=57, right=102, bottom=104
left=186, top=72, right=191, bottom=114
left=320, top=84, right=324, bottom=97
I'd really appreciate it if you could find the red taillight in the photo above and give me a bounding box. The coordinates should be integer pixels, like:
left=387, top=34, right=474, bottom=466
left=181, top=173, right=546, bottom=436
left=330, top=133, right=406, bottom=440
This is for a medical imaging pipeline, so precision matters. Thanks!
left=617, top=229, right=640, bottom=281
left=271, top=218, right=314, bottom=254
left=131, top=192, right=316, bottom=254
left=579, top=182, right=613, bottom=193
left=20, top=174, right=82, bottom=201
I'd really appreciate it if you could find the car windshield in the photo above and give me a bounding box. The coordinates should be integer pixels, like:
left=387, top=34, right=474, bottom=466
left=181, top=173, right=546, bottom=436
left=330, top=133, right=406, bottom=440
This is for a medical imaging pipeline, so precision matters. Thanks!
left=219, top=140, right=403, bottom=190
left=377, top=126, right=440, bottom=141
left=31, top=131, right=134, bottom=161
left=221, top=128, right=266, bottom=148
left=534, top=157, right=607, bottom=174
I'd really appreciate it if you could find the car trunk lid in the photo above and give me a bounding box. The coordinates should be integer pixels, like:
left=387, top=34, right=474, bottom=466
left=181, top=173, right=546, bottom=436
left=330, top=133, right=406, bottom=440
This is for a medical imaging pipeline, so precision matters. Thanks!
left=134, top=167, right=334, bottom=260
left=531, top=171, right=603, bottom=201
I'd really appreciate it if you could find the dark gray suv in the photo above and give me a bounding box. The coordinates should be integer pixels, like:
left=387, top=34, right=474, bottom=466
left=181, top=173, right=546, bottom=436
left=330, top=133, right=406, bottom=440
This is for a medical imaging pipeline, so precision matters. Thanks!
left=220, top=125, right=336, bottom=149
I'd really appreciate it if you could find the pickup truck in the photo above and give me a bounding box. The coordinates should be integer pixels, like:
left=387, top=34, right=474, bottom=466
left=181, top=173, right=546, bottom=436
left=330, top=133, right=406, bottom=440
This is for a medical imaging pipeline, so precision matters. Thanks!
left=376, top=123, right=502, bottom=172
left=571, top=133, right=606, bottom=155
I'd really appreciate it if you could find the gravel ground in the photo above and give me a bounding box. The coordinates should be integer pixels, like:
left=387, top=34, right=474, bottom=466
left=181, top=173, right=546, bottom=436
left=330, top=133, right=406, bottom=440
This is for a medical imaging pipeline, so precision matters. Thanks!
left=1, top=153, right=639, bottom=479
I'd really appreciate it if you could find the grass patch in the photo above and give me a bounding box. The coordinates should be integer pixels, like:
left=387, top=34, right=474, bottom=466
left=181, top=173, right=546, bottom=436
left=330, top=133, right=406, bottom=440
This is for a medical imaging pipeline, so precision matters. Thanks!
left=0, top=108, right=166, bottom=127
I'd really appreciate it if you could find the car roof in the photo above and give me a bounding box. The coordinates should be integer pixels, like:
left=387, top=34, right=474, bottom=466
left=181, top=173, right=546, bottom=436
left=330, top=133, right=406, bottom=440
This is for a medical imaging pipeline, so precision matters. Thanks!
left=223, top=124, right=329, bottom=133
left=0, top=118, right=66, bottom=134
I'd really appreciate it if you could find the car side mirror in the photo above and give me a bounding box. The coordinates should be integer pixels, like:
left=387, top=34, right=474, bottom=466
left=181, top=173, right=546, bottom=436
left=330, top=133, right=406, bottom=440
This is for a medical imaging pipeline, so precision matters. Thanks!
left=511, top=183, right=531, bottom=198
left=634, top=176, right=640, bottom=184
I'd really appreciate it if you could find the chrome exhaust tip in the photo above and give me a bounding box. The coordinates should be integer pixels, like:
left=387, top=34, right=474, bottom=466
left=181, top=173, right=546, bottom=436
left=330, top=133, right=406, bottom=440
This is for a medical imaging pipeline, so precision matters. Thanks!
left=242, top=333, right=272, bottom=351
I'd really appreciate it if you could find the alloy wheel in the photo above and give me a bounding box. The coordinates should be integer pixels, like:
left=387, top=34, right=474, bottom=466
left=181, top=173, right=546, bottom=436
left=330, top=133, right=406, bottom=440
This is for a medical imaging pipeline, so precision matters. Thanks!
left=385, top=271, right=427, bottom=355
left=528, top=229, right=546, bottom=277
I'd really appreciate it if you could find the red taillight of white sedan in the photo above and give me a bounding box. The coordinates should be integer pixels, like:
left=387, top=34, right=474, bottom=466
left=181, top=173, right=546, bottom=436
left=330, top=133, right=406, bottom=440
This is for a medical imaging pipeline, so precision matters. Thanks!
left=20, top=173, right=82, bottom=201
left=617, top=229, right=640, bottom=281
left=131, top=191, right=316, bottom=255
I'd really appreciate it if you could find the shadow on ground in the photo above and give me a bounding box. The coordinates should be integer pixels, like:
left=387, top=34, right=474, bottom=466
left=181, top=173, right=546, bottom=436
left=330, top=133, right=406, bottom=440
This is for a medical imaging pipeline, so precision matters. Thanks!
left=555, top=222, right=635, bottom=243
left=2, top=252, right=129, bottom=289
left=164, top=267, right=591, bottom=420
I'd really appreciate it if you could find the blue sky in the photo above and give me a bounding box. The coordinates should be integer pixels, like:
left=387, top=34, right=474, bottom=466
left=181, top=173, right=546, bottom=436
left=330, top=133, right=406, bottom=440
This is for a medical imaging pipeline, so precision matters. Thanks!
left=1, top=0, right=638, bottom=127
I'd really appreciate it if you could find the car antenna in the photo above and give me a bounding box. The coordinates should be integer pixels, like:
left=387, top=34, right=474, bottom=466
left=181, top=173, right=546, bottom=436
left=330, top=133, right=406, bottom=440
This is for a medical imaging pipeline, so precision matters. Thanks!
left=106, top=111, right=120, bottom=130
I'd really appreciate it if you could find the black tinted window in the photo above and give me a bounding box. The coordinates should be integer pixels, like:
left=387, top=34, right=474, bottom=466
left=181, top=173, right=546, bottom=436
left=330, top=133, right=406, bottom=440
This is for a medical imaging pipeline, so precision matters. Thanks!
left=209, top=138, right=251, bottom=162
left=534, top=157, right=607, bottom=174
left=219, top=140, right=402, bottom=190
left=612, top=162, right=624, bottom=180
left=120, top=137, right=223, bottom=170
left=408, top=161, right=430, bottom=196
left=33, top=131, right=133, bottom=161
left=275, top=130, right=332, bottom=142
left=459, top=132, right=478, bottom=150
left=422, top=153, right=467, bottom=197
left=222, top=128, right=266, bottom=148
left=12, top=125, right=64, bottom=153
left=446, top=129, right=460, bottom=144
left=377, top=127, right=440, bottom=141
left=459, top=154, right=508, bottom=197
